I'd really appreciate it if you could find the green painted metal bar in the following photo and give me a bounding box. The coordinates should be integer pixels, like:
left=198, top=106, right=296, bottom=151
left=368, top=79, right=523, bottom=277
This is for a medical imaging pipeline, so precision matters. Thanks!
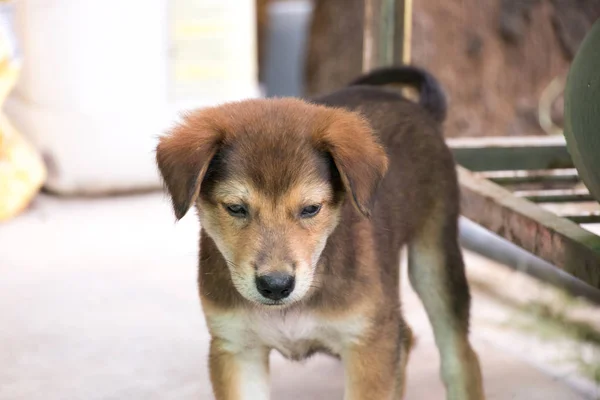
left=448, top=136, right=574, bottom=172
left=561, top=212, right=600, bottom=225
left=478, top=169, right=580, bottom=185
left=514, top=188, right=594, bottom=203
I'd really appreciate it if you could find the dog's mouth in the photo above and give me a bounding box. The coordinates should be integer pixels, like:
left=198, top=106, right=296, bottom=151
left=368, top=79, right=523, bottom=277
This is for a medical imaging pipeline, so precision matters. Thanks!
left=259, top=299, right=286, bottom=307
left=238, top=293, right=297, bottom=308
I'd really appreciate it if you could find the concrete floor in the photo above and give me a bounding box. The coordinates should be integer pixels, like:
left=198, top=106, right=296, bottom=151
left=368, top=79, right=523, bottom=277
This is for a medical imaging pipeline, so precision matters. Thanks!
left=0, top=193, right=592, bottom=399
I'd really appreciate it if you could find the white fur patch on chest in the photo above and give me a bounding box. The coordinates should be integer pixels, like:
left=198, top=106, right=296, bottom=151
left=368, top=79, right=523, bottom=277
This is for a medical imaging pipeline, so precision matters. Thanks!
left=208, top=309, right=367, bottom=360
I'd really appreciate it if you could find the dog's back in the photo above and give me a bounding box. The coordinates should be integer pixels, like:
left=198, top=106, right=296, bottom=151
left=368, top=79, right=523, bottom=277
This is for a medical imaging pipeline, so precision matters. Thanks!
left=309, top=67, right=461, bottom=302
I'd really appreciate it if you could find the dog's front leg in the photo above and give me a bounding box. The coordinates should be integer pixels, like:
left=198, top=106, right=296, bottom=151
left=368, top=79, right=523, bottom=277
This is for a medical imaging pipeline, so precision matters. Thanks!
left=209, top=338, right=270, bottom=400
left=342, top=325, right=407, bottom=400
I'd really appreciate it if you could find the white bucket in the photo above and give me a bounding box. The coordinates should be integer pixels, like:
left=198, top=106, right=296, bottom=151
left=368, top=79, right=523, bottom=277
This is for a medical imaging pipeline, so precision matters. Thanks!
left=5, top=0, right=259, bottom=194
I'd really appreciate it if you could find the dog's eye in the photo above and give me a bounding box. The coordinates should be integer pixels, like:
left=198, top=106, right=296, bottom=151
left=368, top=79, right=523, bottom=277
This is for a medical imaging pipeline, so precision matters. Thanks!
left=300, top=204, right=322, bottom=218
left=225, top=204, right=248, bottom=218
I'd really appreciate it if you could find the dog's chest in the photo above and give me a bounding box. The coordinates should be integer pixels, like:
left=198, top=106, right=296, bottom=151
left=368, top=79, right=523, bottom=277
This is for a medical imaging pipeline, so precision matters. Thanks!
left=210, top=311, right=366, bottom=360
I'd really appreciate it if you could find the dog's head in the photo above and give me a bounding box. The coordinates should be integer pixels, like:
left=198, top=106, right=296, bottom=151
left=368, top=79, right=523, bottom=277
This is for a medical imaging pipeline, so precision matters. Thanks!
left=156, top=98, right=388, bottom=307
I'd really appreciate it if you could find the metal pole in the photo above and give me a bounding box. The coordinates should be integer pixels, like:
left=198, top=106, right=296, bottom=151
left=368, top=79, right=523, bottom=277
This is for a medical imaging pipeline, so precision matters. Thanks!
left=362, top=0, right=412, bottom=72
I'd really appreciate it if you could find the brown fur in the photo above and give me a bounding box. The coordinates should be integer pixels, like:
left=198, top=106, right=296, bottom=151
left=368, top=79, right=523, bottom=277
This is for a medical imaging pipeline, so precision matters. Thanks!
left=156, top=84, right=484, bottom=399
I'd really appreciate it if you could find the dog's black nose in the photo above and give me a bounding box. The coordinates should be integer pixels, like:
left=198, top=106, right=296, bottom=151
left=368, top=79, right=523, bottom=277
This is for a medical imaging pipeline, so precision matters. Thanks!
left=255, top=272, right=295, bottom=301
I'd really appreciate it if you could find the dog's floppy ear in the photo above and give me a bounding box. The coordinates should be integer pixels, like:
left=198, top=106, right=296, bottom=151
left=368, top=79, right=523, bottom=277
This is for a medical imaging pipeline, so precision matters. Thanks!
left=314, top=109, right=388, bottom=217
left=156, top=112, right=224, bottom=220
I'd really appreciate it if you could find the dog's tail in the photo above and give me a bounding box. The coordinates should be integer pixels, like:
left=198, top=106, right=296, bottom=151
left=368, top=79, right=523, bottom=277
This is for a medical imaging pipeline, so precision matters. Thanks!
left=348, top=66, right=447, bottom=123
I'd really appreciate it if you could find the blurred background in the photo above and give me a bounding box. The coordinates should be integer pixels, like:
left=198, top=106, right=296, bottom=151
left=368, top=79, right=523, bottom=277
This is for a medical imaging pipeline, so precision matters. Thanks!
left=1, top=1, right=600, bottom=399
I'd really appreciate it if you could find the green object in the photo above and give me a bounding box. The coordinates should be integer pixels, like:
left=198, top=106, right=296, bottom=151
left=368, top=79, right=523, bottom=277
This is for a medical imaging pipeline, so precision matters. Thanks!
left=564, top=20, right=600, bottom=203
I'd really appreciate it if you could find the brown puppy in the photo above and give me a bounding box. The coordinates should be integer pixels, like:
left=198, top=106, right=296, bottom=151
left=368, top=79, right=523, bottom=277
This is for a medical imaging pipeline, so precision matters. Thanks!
left=156, top=66, right=485, bottom=400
